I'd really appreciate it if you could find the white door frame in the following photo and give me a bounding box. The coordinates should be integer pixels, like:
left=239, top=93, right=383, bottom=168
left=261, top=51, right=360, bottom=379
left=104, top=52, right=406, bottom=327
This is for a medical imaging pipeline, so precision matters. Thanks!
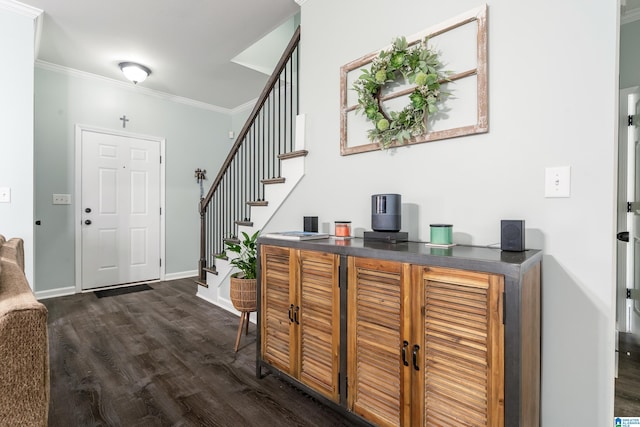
left=74, top=124, right=166, bottom=293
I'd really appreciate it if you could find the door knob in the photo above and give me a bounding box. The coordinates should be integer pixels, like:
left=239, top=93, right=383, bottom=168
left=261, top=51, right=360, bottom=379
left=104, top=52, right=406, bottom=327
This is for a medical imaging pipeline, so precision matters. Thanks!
left=618, top=231, right=630, bottom=242
left=84, top=220, right=92, bottom=225
left=85, top=208, right=92, bottom=213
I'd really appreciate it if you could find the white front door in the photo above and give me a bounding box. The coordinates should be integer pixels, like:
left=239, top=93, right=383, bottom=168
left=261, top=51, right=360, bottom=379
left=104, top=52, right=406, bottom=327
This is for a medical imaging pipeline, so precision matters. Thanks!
left=79, top=128, right=161, bottom=290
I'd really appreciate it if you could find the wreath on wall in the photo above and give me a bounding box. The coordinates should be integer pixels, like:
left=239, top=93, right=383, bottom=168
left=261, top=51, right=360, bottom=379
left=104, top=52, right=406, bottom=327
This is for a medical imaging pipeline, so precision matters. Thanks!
left=353, top=36, right=448, bottom=149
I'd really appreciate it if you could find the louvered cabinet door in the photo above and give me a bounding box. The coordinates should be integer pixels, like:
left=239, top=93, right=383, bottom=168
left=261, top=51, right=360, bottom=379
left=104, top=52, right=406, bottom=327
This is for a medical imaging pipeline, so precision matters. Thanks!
left=298, top=250, right=340, bottom=401
left=347, top=257, right=411, bottom=427
left=261, top=245, right=296, bottom=375
left=412, top=266, right=505, bottom=427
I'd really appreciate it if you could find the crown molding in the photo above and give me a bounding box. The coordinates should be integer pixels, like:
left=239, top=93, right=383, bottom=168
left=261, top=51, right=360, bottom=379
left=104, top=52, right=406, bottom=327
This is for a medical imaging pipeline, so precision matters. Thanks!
left=35, top=60, right=232, bottom=114
left=0, top=0, right=42, bottom=18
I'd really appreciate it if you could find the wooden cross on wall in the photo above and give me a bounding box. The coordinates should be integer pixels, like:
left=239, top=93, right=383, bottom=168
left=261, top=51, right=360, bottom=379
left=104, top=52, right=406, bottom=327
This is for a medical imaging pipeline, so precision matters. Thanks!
left=120, top=115, right=129, bottom=128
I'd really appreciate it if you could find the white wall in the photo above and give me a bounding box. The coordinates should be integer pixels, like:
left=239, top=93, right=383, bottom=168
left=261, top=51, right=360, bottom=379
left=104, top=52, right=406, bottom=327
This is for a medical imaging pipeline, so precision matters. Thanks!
left=266, top=0, right=618, bottom=424
left=0, top=2, right=40, bottom=285
left=34, top=66, right=233, bottom=292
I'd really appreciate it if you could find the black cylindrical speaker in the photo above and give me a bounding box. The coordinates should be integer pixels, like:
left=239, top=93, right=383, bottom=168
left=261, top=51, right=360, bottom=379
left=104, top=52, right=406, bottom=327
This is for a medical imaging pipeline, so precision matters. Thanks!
left=371, top=194, right=401, bottom=232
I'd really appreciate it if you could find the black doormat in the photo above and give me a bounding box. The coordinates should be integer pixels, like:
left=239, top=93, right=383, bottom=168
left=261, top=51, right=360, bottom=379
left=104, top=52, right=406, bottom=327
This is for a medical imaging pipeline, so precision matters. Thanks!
left=94, top=284, right=153, bottom=298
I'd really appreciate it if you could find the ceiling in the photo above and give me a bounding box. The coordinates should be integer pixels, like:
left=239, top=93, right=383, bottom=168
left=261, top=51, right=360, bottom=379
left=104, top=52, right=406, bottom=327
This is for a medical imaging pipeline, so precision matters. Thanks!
left=19, top=0, right=300, bottom=110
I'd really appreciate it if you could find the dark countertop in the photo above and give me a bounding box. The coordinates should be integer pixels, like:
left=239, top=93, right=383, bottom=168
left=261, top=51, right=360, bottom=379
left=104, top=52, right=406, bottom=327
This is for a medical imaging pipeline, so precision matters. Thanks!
left=258, top=236, right=542, bottom=279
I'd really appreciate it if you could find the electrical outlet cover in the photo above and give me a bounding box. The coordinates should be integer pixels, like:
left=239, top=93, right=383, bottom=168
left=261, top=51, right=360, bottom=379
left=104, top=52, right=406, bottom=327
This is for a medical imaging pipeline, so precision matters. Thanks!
left=52, top=194, right=71, bottom=205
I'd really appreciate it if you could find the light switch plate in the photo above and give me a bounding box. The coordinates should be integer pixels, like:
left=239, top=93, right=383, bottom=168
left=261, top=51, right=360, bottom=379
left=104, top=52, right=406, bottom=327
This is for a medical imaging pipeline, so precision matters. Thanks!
left=545, top=166, right=571, bottom=198
left=0, top=187, right=10, bottom=203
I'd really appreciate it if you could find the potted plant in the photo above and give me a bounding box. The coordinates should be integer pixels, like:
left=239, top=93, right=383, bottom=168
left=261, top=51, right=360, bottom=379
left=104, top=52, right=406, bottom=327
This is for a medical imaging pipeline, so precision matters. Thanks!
left=224, top=230, right=259, bottom=313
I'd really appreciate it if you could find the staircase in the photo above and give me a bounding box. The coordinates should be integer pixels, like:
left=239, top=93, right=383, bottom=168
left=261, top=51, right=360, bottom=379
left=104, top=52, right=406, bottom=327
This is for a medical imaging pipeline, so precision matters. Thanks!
left=196, top=27, right=302, bottom=314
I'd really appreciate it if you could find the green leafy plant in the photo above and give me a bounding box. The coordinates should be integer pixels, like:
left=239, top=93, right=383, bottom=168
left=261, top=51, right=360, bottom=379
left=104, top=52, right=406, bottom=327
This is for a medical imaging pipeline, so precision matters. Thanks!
left=224, top=230, right=259, bottom=279
left=353, top=36, right=448, bottom=149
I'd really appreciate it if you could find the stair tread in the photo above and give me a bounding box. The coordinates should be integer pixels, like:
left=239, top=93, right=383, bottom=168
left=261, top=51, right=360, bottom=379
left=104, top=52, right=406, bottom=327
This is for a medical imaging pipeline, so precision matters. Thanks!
left=278, top=150, right=308, bottom=160
left=235, top=220, right=254, bottom=226
left=247, top=200, right=268, bottom=206
left=195, top=279, right=209, bottom=288
left=204, top=266, right=218, bottom=275
left=262, top=177, right=286, bottom=185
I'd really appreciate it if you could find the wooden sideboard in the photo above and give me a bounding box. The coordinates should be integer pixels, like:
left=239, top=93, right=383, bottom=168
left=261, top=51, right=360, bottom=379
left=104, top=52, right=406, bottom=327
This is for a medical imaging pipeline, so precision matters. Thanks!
left=256, top=237, right=541, bottom=427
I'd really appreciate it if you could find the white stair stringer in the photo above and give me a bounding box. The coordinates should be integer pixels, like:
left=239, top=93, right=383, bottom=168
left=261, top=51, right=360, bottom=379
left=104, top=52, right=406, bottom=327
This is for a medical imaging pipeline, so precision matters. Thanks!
left=195, top=145, right=306, bottom=318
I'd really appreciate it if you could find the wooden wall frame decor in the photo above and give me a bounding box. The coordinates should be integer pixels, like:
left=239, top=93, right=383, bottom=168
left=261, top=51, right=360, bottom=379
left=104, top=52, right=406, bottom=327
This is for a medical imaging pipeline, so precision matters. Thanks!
left=340, top=4, right=488, bottom=156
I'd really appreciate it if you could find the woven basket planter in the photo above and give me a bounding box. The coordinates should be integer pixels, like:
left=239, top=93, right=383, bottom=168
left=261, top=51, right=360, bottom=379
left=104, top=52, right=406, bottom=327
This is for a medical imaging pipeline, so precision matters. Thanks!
left=230, top=275, right=257, bottom=312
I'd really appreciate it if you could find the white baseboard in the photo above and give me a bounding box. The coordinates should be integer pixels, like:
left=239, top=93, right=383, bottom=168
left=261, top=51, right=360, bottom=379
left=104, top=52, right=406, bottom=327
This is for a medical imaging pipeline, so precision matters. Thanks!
left=35, top=286, right=76, bottom=300
left=164, top=270, right=198, bottom=281
left=34, top=271, right=196, bottom=300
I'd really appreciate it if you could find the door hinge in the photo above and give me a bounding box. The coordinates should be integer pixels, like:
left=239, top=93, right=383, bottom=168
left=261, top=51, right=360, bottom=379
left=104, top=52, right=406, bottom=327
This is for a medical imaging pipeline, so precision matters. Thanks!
left=160, top=207, right=162, bottom=215
left=628, top=202, right=640, bottom=213
left=627, top=288, right=640, bottom=300
left=160, top=258, right=162, bottom=267
left=160, top=155, right=162, bottom=164
left=630, top=115, right=636, bottom=126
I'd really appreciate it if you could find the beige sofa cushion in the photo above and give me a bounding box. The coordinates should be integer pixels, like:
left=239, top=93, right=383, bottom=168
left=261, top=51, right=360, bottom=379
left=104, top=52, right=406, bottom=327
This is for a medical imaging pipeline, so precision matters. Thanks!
left=0, top=237, right=24, bottom=272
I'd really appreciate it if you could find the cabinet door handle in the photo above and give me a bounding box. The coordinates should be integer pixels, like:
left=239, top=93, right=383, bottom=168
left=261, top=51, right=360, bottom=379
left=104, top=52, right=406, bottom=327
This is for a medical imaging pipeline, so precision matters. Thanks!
left=412, top=344, right=420, bottom=371
left=402, top=341, right=409, bottom=366
left=288, top=304, right=294, bottom=323
left=294, top=306, right=300, bottom=324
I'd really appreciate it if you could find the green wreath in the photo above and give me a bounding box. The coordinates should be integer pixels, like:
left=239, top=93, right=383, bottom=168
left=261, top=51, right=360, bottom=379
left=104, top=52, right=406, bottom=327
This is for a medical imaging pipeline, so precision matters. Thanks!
left=353, top=36, right=447, bottom=149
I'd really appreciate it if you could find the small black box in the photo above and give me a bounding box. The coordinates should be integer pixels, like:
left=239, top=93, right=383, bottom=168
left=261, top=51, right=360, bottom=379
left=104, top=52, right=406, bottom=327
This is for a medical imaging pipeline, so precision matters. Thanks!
left=364, top=231, right=408, bottom=243
left=304, top=216, right=318, bottom=233
left=501, top=220, right=525, bottom=252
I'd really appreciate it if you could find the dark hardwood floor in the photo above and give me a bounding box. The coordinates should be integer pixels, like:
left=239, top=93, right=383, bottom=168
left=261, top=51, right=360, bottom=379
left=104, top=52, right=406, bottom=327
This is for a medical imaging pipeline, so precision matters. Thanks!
left=44, top=278, right=353, bottom=427
left=616, top=332, right=640, bottom=417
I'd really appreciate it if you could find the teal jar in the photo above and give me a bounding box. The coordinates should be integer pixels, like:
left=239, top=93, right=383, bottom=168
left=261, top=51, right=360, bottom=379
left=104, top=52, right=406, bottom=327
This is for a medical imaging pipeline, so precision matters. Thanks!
left=430, top=224, right=453, bottom=244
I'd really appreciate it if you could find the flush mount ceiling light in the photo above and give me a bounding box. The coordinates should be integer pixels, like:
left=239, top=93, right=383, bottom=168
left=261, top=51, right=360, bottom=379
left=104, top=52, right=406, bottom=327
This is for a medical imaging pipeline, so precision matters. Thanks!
left=118, top=62, right=151, bottom=84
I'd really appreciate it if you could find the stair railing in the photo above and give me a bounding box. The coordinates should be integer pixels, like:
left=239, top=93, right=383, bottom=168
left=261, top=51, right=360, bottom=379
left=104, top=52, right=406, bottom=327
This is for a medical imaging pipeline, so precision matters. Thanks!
left=198, top=26, right=300, bottom=283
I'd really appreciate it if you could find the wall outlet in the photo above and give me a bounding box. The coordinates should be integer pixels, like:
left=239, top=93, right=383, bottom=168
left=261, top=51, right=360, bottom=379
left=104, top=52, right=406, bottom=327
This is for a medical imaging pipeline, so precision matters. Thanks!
left=544, top=166, right=571, bottom=198
left=0, top=187, right=10, bottom=203
left=52, top=194, right=71, bottom=205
